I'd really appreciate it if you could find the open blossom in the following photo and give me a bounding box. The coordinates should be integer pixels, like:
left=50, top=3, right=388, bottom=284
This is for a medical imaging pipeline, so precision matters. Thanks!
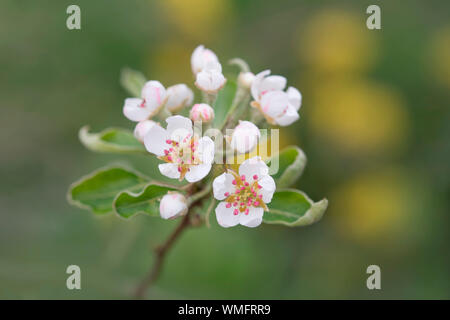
left=165, top=84, right=194, bottom=113
left=134, top=120, right=157, bottom=143
left=229, top=120, right=260, bottom=154
left=195, top=60, right=226, bottom=94
left=250, top=70, right=302, bottom=126
left=123, top=81, right=167, bottom=122
left=191, top=45, right=220, bottom=75
left=213, top=156, right=276, bottom=228
left=190, top=103, right=214, bottom=123
left=159, top=192, right=188, bottom=220
left=144, top=115, right=214, bottom=182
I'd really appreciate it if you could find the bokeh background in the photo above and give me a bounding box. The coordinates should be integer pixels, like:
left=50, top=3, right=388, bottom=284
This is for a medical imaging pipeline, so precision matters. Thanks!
left=1, top=0, right=449, bottom=299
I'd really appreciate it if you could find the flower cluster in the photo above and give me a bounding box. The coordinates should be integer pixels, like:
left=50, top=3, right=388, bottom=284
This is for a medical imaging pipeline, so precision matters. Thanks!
left=119, top=45, right=303, bottom=228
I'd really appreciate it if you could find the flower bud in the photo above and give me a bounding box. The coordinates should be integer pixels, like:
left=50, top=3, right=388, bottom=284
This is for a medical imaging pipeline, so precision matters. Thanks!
left=195, top=61, right=226, bottom=94
left=159, top=192, right=188, bottom=220
left=165, top=84, right=194, bottom=113
left=189, top=103, right=215, bottom=123
left=238, top=72, right=255, bottom=89
left=191, top=45, right=219, bottom=75
left=230, top=121, right=260, bottom=154
left=134, top=120, right=157, bottom=143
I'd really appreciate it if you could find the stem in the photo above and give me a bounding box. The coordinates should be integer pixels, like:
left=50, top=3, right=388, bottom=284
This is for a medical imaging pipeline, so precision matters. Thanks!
left=133, top=185, right=212, bottom=299
left=133, top=213, right=191, bottom=299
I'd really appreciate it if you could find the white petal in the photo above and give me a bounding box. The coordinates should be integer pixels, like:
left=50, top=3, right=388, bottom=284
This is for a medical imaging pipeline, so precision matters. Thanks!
left=158, top=163, right=181, bottom=179
left=134, top=120, right=156, bottom=143
left=251, top=70, right=271, bottom=101
left=160, top=193, right=187, bottom=219
left=144, top=125, right=169, bottom=156
left=239, top=207, right=264, bottom=228
left=231, top=121, right=260, bottom=154
left=260, top=90, right=290, bottom=119
left=166, top=115, right=193, bottom=142
left=275, top=104, right=300, bottom=126
left=191, top=45, right=219, bottom=74
left=185, top=163, right=211, bottom=182
left=141, top=81, right=166, bottom=113
left=212, top=173, right=236, bottom=200
left=123, top=98, right=151, bottom=122
left=165, top=84, right=194, bottom=112
left=260, top=75, right=287, bottom=94
left=286, top=86, right=302, bottom=111
left=197, top=136, right=215, bottom=164
left=258, top=175, right=276, bottom=203
left=195, top=69, right=226, bottom=93
left=215, top=202, right=240, bottom=228
left=239, top=156, right=269, bottom=179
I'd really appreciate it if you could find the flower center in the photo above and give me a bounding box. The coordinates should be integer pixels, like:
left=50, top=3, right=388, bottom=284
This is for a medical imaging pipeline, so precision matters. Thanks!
left=223, top=172, right=266, bottom=215
left=159, top=134, right=201, bottom=180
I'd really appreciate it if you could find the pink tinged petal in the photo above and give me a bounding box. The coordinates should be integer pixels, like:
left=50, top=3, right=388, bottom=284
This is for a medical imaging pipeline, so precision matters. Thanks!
left=191, top=45, right=219, bottom=75
left=286, top=86, right=302, bottom=111
left=195, top=69, right=226, bottom=93
left=258, top=175, right=276, bottom=203
left=165, top=84, right=194, bottom=112
left=134, top=120, right=156, bottom=142
left=215, top=202, right=240, bottom=228
left=197, top=136, right=215, bottom=164
left=141, top=81, right=166, bottom=113
left=144, top=125, right=169, bottom=156
left=123, top=98, right=151, bottom=122
left=239, top=156, right=269, bottom=180
left=212, top=172, right=235, bottom=200
left=239, top=207, right=264, bottom=228
left=275, top=104, right=300, bottom=126
left=185, top=163, right=212, bottom=182
left=260, top=90, right=290, bottom=118
left=251, top=70, right=271, bottom=101
left=166, top=115, right=193, bottom=142
left=158, top=163, right=181, bottom=179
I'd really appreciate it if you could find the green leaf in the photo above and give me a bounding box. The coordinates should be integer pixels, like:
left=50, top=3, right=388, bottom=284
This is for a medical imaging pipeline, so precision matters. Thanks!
left=213, top=80, right=237, bottom=128
left=79, top=126, right=146, bottom=154
left=263, top=189, right=328, bottom=227
left=114, top=183, right=177, bottom=219
left=267, top=146, right=307, bottom=188
left=67, top=166, right=149, bottom=215
left=120, top=67, right=147, bottom=97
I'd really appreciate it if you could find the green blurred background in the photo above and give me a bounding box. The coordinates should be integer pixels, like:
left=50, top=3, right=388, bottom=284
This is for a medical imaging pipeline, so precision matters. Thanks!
left=1, top=0, right=449, bottom=299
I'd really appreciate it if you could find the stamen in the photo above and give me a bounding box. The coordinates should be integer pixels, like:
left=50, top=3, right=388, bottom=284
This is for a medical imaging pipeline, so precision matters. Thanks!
left=253, top=175, right=258, bottom=180
left=233, top=209, right=239, bottom=215
left=224, top=192, right=230, bottom=197
left=226, top=203, right=231, bottom=208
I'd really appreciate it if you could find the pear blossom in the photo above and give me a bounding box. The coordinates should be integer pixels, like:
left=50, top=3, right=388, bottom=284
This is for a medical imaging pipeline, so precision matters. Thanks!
left=212, top=156, right=276, bottom=228
left=250, top=70, right=302, bottom=126
left=123, top=81, right=167, bottom=122
left=134, top=120, right=157, bottom=143
left=189, top=103, right=215, bottom=123
left=195, top=60, right=226, bottom=94
left=144, top=115, right=215, bottom=182
left=159, top=192, right=188, bottom=220
left=165, top=84, right=194, bottom=113
left=191, top=45, right=220, bottom=75
left=229, top=120, right=260, bottom=154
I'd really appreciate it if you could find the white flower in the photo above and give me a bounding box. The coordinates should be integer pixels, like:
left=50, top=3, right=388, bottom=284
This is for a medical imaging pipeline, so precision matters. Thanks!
left=191, top=45, right=219, bottom=75
left=238, top=71, right=255, bottom=89
left=250, top=70, right=302, bottom=126
left=123, top=81, right=167, bottom=122
left=143, top=115, right=215, bottom=182
left=189, top=103, right=215, bottom=123
left=165, top=84, right=194, bottom=113
left=195, top=61, right=226, bottom=94
left=229, top=120, right=260, bottom=154
left=212, top=156, right=276, bottom=228
left=159, top=192, right=188, bottom=220
left=134, top=120, right=157, bottom=143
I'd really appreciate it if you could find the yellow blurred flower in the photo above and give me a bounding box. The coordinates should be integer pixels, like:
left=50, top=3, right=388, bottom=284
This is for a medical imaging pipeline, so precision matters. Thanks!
left=298, top=9, right=378, bottom=74
left=332, top=168, right=420, bottom=244
left=309, top=80, right=409, bottom=155
left=429, top=26, right=450, bottom=88
left=161, top=0, right=230, bottom=41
